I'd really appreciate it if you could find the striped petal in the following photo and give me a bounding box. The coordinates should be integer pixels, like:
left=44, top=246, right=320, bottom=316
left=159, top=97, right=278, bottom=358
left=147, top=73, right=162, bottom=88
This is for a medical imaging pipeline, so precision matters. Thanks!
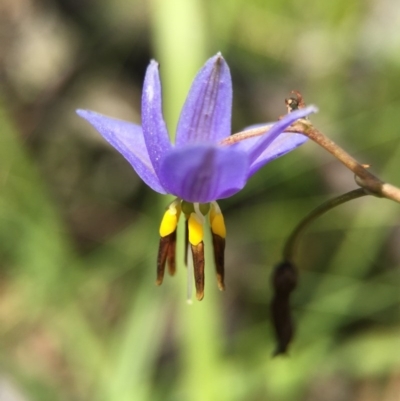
left=141, top=60, right=172, bottom=178
left=159, top=144, right=248, bottom=203
left=175, top=54, right=232, bottom=146
left=232, top=106, right=317, bottom=174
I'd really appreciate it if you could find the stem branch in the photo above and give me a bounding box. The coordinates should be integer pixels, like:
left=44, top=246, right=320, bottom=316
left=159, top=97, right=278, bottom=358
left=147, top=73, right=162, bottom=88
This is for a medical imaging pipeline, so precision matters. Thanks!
left=287, top=122, right=400, bottom=204
left=283, top=188, right=368, bottom=262
left=222, top=118, right=400, bottom=204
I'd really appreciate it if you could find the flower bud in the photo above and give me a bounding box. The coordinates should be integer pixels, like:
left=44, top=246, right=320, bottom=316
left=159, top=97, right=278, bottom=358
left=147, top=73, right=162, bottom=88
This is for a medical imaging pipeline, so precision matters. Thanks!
left=270, top=261, right=298, bottom=355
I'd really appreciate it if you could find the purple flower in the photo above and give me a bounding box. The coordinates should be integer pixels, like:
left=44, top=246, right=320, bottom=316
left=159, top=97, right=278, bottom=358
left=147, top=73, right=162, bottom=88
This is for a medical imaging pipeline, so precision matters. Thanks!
left=77, top=53, right=317, bottom=300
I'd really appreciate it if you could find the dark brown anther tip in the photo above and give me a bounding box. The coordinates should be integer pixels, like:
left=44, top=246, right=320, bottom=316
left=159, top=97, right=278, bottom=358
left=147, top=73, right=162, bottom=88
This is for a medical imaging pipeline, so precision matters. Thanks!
left=211, top=232, right=225, bottom=292
left=167, top=230, right=177, bottom=276
left=191, top=242, right=205, bottom=301
left=156, top=236, right=168, bottom=286
left=157, top=233, right=176, bottom=286
left=216, top=277, right=225, bottom=291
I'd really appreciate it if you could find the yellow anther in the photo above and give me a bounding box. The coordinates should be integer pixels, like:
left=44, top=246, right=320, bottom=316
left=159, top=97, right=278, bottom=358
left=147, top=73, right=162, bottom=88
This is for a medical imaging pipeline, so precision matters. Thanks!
left=210, top=212, right=226, bottom=238
left=210, top=203, right=226, bottom=238
left=188, top=213, right=204, bottom=246
left=159, top=201, right=181, bottom=237
left=159, top=210, right=178, bottom=237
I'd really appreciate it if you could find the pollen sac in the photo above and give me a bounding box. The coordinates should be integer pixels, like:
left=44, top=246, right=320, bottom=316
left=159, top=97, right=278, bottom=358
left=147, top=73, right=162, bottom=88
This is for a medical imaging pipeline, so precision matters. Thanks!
left=157, top=200, right=181, bottom=285
left=210, top=206, right=226, bottom=238
left=270, top=261, right=298, bottom=355
left=211, top=233, right=225, bottom=291
left=191, top=241, right=205, bottom=300
left=187, top=208, right=206, bottom=300
left=157, top=233, right=175, bottom=285
left=188, top=212, right=204, bottom=246
left=159, top=200, right=181, bottom=237
left=210, top=203, right=226, bottom=290
left=166, top=230, right=177, bottom=276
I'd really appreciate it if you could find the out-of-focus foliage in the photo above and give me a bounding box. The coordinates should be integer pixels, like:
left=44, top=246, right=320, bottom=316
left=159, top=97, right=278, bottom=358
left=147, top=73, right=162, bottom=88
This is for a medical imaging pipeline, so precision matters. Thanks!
left=1, top=0, right=400, bottom=400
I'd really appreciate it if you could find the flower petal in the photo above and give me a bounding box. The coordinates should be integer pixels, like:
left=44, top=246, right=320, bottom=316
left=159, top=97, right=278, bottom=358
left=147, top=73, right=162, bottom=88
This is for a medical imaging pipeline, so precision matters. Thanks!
left=76, top=109, right=167, bottom=194
left=232, top=122, right=308, bottom=176
left=175, top=53, right=232, bottom=146
left=233, top=106, right=317, bottom=168
left=159, top=144, right=249, bottom=203
left=142, top=60, right=172, bottom=176
left=248, top=132, right=308, bottom=176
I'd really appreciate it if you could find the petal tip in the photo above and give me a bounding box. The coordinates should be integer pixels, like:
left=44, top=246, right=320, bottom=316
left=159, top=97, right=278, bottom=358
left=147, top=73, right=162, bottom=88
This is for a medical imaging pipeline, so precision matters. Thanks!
left=149, top=59, right=159, bottom=68
left=76, top=109, right=92, bottom=120
left=306, top=104, right=319, bottom=114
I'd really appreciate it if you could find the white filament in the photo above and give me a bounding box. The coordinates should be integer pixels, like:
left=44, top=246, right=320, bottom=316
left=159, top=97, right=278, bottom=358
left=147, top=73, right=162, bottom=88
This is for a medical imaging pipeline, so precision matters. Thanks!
left=193, top=203, right=205, bottom=224
left=210, top=201, right=222, bottom=214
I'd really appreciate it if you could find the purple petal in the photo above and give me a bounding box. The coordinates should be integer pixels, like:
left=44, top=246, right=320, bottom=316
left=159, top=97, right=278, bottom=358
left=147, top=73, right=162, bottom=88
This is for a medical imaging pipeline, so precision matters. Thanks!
left=248, top=132, right=308, bottom=176
left=159, top=144, right=249, bottom=203
left=233, top=106, right=317, bottom=167
left=175, top=53, right=232, bottom=146
left=232, top=122, right=308, bottom=176
left=141, top=60, right=172, bottom=176
left=76, top=109, right=167, bottom=194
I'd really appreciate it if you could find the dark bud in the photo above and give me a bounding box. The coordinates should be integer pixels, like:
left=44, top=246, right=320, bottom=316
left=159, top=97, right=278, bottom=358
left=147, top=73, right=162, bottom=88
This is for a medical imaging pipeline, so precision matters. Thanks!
left=270, top=261, right=298, bottom=356
left=272, top=260, right=298, bottom=294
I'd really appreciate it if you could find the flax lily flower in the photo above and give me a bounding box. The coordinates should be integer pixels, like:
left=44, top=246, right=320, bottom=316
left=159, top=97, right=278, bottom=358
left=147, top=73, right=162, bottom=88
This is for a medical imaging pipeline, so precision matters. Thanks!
left=77, top=53, right=316, bottom=300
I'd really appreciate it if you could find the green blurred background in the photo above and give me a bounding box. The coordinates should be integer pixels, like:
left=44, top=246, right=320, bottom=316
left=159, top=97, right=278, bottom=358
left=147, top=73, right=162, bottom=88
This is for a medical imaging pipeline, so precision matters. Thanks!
left=1, top=0, right=400, bottom=400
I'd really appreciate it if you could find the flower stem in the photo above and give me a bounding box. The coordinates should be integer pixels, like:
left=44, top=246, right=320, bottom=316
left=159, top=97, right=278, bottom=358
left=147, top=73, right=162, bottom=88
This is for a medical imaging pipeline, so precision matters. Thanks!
left=220, top=125, right=274, bottom=146
left=286, top=122, right=400, bottom=204
left=283, top=188, right=368, bottom=263
left=221, top=101, right=400, bottom=204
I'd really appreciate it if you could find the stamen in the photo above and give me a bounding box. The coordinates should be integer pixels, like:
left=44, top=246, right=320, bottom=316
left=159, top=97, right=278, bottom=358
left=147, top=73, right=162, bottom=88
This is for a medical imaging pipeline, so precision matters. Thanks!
left=157, top=199, right=181, bottom=285
left=167, top=230, right=176, bottom=276
left=156, top=235, right=170, bottom=285
left=191, top=242, right=205, bottom=300
left=211, top=233, right=225, bottom=291
left=184, top=217, right=189, bottom=266
left=210, top=202, right=226, bottom=238
left=159, top=199, right=181, bottom=237
left=210, top=202, right=226, bottom=290
left=193, top=203, right=205, bottom=224
left=187, top=209, right=205, bottom=300
left=186, top=243, right=194, bottom=304
left=188, top=212, right=204, bottom=246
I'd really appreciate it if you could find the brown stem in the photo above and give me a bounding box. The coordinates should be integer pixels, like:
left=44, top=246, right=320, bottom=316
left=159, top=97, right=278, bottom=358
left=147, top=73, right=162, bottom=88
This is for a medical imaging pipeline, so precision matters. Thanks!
left=220, top=119, right=400, bottom=204
left=220, top=125, right=274, bottom=146
left=286, top=121, right=400, bottom=203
